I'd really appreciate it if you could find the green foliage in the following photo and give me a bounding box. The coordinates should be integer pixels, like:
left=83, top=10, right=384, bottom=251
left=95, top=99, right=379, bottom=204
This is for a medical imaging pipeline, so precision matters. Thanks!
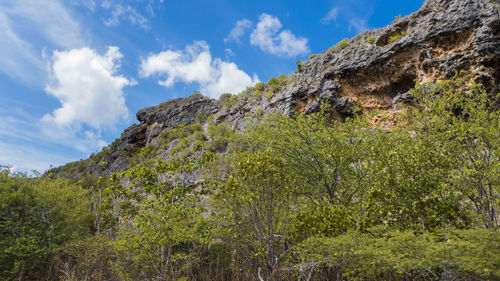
left=366, top=35, right=377, bottom=44
left=4, top=74, right=498, bottom=280
left=214, top=149, right=294, bottom=280
left=268, top=76, right=287, bottom=94
left=387, top=29, right=407, bottom=44
left=206, top=122, right=233, bottom=152
left=53, top=234, right=119, bottom=281
left=364, top=128, right=472, bottom=231
left=105, top=160, right=218, bottom=280
left=248, top=109, right=370, bottom=209
left=0, top=171, right=91, bottom=281
left=337, top=38, right=349, bottom=48
left=308, top=54, right=317, bottom=60
left=292, top=228, right=500, bottom=280
left=329, top=38, right=350, bottom=52
left=159, top=123, right=204, bottom=147
left=254, top=81, right=266, bottom=92
left=219, top=93, right=232, bottom=101
left=296, top=60, right=303, bottom=72
left=291, top=203, right=356, bottom=240
left=405, top=72, right=500, bottom=228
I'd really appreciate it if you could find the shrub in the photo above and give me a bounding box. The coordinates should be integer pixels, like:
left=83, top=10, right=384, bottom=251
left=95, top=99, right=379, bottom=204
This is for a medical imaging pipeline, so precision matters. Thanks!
left=328, top=38, right=350, bottom=53
left=336, top=38, right=349, bottom=49
left=207, top=122, right=233, bottom=152
left=254, top=82, right=266, bottom=91
left=366, top=35, right=377, bottom=44
left=296, top=60, right=303, bottom=72
left=291, top=228, right=500, bottom=280
left=219, top=93, right=232, bottom=101
left=387, top=30, right=407, bottom=44
left=268, top=77, right=285, bottom=93
left=290, top=203, right=356, bottom=241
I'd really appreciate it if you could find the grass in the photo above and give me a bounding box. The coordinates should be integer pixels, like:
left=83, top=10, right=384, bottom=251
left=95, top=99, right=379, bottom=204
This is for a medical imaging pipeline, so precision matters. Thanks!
left=328, top=38, right=350, bottom=53
left=387, top=30, right=407, bottom=44
left=367, top=35, right=377, bottom=44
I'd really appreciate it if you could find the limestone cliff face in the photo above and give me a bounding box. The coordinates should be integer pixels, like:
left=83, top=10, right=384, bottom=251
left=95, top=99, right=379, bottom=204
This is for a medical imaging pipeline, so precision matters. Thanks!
left=52, top=0, right=500, bottom=177
left=216, top=0, right=500, bottom=128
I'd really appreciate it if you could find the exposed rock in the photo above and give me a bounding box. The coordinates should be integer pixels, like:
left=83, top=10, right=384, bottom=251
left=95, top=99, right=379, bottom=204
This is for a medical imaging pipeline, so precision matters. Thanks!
left=392, top=91, right=415, bottom=104
left=50, top=0, right=500, bottom=177
left=213, top=0, right=499, bottom=129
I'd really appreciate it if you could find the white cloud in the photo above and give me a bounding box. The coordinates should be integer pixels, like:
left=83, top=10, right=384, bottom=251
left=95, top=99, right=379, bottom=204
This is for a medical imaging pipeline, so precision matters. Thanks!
left=0, top=0, right=85, bottom=83
left=101, top=1, right=150, bottom=30
left=224, top=19, right=252, bottom=43
left=348, top=18, right=368, bottom=32
left=71, top=0, right=97, bottom=12
left=42, top=46, right=135, bottom=152
left=321, top=7, right=339, bottom=24
left=224, top=48, right=235, bottom=59
left=250, top=14, right=309, bottom=57
left=140, top=41, right=259, bottom=98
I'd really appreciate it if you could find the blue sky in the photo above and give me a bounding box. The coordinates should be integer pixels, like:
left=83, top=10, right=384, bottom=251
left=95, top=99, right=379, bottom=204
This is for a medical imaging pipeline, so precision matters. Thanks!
left=0, top=0, right=424, bottom=172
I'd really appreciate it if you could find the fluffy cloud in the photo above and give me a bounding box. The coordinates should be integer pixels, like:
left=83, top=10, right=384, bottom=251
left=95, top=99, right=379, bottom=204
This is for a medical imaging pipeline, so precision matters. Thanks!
left=0, top=0, right=84, bottom=83
left=321, top=7, right=339, bottom=24
left=101, top=1, right=150, bottom=30
left=140, top=41, right=259, bottom=98
left=250, top=14, right=309, bottom=57
left=224, top=19, right=252, bottom=43
left=42, top=47, right=135, bottom=152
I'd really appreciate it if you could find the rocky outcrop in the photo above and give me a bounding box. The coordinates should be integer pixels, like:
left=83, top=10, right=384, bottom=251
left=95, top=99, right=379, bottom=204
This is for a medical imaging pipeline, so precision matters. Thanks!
left=216, top=0, right=500, bottom=129
left=51, top=0, right=500, bottom=177
left=136, top=93, right=219, bottom=143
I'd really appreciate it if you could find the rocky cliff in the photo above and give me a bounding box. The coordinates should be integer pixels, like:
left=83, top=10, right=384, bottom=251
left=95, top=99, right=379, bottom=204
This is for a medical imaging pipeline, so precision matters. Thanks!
left=50, top=0, right=500, bottom=179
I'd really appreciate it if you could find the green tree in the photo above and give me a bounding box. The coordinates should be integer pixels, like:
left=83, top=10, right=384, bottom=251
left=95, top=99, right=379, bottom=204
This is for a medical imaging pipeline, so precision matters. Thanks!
left=405, top=73, right=499, bottom=228
left=104, top=159, right=215, bottom=280
left=0, top=170, right=91, bottom=281
left=249, top=109, right=370, bottom=210
left=214, top=150, right=293, bottom=281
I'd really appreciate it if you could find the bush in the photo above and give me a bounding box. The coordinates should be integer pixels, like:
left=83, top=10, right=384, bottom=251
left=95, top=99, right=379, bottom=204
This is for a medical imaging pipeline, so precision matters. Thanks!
left=0, top=171, right=91, bottom=281
left=207, top=122, right=233, bottom=152
left=291, top=228, right=500, bottom=280
left=290, top=203, right=356, bottom=240
left=219, top=93, right=232, bottom=101
left=387, top=30, right=407, bottom=44
left=367, top=35, right=377, bottom=44
left=254, top=81, right=266, bottom=91
left=296, top=60, right=303, bottom=72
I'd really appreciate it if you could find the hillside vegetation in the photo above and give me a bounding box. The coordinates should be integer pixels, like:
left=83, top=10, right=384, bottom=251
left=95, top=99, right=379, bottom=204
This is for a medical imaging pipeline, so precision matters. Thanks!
left=3, top=0, right=500, bottom=279
left=1, top=73, right=499, bottom=280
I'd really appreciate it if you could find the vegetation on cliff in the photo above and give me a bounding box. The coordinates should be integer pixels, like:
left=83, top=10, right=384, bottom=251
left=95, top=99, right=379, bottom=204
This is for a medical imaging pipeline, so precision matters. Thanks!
left=1, top=73, right=498, bottom=280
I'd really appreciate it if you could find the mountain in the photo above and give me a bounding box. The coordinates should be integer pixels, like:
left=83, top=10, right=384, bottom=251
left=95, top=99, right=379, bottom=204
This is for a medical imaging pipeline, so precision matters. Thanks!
left=49, top=0, right=500, bottom=179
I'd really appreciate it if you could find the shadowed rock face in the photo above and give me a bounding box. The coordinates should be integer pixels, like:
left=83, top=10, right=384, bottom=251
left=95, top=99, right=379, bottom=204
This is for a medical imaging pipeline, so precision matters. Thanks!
left=52, top=0, right=500, bottom=177
left=87, top=94, right=220, bottom=174
left=217, top=0, right=499, bottom=129
left=135, top=94, right=219, bottom=143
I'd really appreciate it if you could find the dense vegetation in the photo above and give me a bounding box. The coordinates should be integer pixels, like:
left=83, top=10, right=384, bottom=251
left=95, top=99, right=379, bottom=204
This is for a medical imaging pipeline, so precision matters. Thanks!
left=1, top=74, right=499, bottom=280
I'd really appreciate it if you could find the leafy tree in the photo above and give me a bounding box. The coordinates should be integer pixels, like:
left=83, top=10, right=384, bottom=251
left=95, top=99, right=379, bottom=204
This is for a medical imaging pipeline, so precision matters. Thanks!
left=404, top=72, right=499, bottom=228
left=214, top=150, right=293, bottom=281
left=0, top=170, right=91, bottom=281
left=248, top=109, right=370, bottom=210
left=104, top=159, right=215, bottom=280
